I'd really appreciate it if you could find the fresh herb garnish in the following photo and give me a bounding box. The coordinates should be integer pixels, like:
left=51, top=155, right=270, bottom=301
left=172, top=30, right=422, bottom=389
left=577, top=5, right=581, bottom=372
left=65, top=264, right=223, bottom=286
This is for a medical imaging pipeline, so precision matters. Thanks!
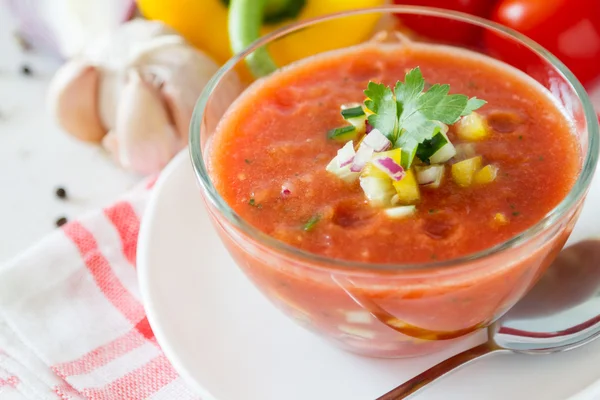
left=363, top=67, right=486, bottom=168
left=303, top=214, right=321, bottom=231
left=249, top=198, right=262, bottom=209
left=244, top=159, right=252, bottom=164
left=512, top=211, right=520, bottom=216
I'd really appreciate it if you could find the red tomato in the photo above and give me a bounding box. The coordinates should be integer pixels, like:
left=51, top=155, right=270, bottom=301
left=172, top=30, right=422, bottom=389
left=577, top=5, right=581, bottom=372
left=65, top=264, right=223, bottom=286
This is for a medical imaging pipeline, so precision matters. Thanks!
left=488, top=0, right=600, bottom=86
left=392, top=0, right=497, bottom=44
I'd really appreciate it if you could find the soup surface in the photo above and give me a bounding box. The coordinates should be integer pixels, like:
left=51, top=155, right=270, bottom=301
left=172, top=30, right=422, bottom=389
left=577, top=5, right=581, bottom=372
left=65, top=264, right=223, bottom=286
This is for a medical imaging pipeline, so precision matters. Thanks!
left=208, top=42, right=579, bottom=263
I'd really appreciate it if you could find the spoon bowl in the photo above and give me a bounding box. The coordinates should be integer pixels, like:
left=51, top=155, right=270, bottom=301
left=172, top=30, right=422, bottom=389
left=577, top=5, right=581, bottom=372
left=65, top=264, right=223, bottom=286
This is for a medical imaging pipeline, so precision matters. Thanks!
left=378, top=240, right=600, bottom=399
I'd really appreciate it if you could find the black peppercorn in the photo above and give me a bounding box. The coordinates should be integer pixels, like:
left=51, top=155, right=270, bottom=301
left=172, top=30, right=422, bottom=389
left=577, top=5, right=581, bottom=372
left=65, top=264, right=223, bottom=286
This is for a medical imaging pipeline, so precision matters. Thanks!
left=55, top=217, right=68, bottom=227
left=55, top=187, right=67, bottom=199
left=20, top=65, right=32, bottom=76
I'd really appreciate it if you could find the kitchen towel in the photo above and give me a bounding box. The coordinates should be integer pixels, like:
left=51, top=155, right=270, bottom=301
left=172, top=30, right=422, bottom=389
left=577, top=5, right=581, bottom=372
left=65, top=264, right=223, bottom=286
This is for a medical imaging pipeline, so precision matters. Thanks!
left=0, top=179, right=198, bottom=400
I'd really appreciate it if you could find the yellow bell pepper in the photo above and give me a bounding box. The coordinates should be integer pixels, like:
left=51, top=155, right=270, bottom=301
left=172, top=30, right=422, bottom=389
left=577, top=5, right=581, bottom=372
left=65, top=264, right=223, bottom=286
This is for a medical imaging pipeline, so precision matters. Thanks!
left=137, top=0, right=384, bottom=73
left=136, top=0, right=231, bottom=64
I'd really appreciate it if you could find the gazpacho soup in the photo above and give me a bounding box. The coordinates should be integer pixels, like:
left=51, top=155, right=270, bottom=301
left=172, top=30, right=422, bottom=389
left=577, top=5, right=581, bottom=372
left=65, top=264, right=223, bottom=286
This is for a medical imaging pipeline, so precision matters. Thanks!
left=205, top=40, right=581, bottom=358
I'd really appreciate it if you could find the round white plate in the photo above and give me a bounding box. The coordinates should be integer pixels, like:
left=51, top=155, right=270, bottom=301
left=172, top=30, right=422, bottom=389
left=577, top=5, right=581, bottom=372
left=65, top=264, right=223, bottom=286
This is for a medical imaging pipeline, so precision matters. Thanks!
left=138, top=151, right=600, bottom=400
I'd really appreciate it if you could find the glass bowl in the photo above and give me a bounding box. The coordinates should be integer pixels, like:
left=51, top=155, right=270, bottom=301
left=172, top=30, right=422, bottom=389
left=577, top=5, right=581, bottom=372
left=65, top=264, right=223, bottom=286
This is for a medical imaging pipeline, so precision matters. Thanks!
left=189, top=6, right=599, bottom=358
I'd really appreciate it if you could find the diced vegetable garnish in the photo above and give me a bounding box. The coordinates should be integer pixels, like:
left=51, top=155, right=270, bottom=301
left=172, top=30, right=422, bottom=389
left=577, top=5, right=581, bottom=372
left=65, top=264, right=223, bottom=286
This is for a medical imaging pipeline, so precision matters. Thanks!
left=343, top=310, right=373, bottom=324
left=428, top=133, right=457, bottom=164
left=303, top=214, right=321, bottom=231
left=327, top=126, right=357, bottom=142
left=359, top=176, right=395, bottom=207
left=363, top=149, right=402, bottom=179
left=373, top=157, right=405, bottom=181
left=335, top=141, right=355, bottom=168
left=392, top=170, right=420, bottom=204
left=341, top=105, right=366, bottom=119
left=384, top=205, right=416, bottom=219
left=326, top=70, right=487, bottom=209
left=473, top=164, right=498, bottom=184
left=400, top=145, right=418, bottom=169
left=454, top=143, right=477, bottom=161
left=338, top=324, right=376, bottom=339
left=415, top=165, right=445, bottom=188
left=416, top=131, right=448, bottom=163
left=351, top=143, right=374, bottom=172
left=494, top=212, right=508, bottom=225
left=456, top=112, right=490, bottom=141
left=326, top=157, right=359, bottom=183
left=451, top=156, right=482, bottom=187
left=363, top=128, right=392, bottom=152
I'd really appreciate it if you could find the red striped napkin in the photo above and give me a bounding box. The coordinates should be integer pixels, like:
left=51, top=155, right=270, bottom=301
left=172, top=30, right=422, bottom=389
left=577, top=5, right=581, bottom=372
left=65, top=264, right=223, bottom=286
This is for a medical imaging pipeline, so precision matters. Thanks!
left=0, top=180, right=198, bottom=400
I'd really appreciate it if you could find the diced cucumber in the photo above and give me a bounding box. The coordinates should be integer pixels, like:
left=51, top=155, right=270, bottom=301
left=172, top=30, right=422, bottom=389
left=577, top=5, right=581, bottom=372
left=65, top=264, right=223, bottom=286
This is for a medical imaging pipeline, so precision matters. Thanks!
left=416, top=132, right=449, bottom=163
left=341, top=106, right=366, bottom=119
left=326, top=157, right=360, bottom=183
left=456, top=112, right=490, bottom=141
left=384, top=205, right=416, bottom=219
left=429, top=132, right=456, bottom=164
left=327, top=126, right=358, bottom=142
left=359, top=176, right=395, bottom=207
left=415, top=165, right=445, bottom=188
left=451, top=156, right=482, bottom=187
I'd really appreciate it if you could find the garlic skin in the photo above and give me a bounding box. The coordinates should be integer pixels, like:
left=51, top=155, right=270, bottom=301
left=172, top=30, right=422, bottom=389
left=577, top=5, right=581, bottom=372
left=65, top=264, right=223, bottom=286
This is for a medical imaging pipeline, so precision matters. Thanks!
left=48, top=19, right=243, bottom=174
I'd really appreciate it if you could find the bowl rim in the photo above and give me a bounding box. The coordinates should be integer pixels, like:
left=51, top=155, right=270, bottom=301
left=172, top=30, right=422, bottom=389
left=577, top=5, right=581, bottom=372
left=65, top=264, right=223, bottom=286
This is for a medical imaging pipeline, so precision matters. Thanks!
left=189, top=5, right=599, bottom=272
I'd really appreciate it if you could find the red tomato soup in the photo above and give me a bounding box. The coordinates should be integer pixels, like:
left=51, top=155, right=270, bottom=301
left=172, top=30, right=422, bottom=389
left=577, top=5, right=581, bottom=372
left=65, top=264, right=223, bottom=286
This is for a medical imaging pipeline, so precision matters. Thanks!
left=206, top=42, right=581, bottom=357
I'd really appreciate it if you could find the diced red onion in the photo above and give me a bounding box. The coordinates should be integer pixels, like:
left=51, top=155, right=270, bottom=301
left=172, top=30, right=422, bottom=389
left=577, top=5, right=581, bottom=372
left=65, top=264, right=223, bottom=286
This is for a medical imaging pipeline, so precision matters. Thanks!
left=336, top=141, right=356, bottom=168
left=351, top=143, right=374, bottom=172
left=363, top=128, right=391, bottom=152
left=373, top=157, right=405, bottom=181
left=365, top=120, right=374, bottom=134
left=281, top=184, right=293, bottom=198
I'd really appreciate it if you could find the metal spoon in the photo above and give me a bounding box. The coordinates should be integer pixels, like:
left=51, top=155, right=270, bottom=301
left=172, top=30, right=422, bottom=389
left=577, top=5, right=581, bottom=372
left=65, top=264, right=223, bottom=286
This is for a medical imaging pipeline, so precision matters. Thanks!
left=377, top=239, right=600, bottom=400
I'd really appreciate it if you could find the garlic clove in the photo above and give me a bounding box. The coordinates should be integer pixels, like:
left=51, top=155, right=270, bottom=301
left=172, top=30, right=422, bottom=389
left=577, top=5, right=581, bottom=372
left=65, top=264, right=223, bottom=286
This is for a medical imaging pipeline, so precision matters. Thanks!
left=48, top=59, right=107, bottom=142
left=112, top=69, right=182, bottom=175
left=160, top=82, right=192, bottom=142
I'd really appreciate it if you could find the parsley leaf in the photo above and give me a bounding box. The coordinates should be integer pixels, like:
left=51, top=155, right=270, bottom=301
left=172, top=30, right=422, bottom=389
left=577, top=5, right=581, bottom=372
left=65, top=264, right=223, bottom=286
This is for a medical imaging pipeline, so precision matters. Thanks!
left=364, top=82, right=397, bottom=141
left=362, top=67, right=486, bottom=168
left=463, top=97, right=487, bottom=116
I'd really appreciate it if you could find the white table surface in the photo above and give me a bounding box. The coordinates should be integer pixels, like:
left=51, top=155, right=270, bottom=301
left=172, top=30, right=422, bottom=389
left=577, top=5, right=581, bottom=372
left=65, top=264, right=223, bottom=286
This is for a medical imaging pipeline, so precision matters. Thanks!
left=0, top=9, right=141, bottom=263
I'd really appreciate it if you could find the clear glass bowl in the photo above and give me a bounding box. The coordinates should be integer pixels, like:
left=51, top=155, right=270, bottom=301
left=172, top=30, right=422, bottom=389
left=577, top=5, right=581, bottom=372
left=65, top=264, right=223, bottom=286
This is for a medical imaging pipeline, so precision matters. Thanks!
left=189, top=6, right=599, bottom=358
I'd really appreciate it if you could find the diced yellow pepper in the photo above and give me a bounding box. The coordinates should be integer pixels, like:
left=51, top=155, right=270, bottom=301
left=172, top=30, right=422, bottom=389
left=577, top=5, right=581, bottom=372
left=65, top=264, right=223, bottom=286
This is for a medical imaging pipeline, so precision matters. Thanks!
left=474, top=165, right=499, bottom=185
left=451, top=156, right=482, bottom=187
left=494, top=213, right=509, bottom=225
left=392, top=170, right=420, bottom=204
left=456, top=112, right=490, bottom=141
left=361, top=163, right=388, bottom=179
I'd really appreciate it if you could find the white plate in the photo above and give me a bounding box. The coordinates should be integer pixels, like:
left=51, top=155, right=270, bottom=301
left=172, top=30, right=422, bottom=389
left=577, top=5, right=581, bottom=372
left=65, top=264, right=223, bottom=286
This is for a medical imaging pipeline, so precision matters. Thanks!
left=138, top=151, right=600, bottom=400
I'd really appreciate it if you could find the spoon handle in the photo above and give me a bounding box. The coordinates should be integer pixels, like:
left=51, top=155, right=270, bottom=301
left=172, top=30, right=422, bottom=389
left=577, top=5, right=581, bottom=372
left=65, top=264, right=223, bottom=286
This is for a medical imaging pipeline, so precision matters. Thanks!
left=376, top=342, right=502, bottom=400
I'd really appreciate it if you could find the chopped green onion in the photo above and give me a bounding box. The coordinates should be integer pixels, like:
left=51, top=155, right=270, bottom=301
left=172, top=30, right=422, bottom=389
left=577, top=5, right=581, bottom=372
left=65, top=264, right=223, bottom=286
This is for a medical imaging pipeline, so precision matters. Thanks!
left=416, top=132, right=448, bottom=164
left=327, top=126, right=357, bottom=142
left=341, top=106, right=365, bottom=119
left=303, top=214, right=321, bottom=231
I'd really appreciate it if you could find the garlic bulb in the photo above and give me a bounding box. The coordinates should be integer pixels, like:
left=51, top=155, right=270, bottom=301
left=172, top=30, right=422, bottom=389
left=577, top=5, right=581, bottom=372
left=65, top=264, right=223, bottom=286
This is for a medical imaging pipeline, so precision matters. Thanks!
left=48, top=19, right=243, bottom=175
